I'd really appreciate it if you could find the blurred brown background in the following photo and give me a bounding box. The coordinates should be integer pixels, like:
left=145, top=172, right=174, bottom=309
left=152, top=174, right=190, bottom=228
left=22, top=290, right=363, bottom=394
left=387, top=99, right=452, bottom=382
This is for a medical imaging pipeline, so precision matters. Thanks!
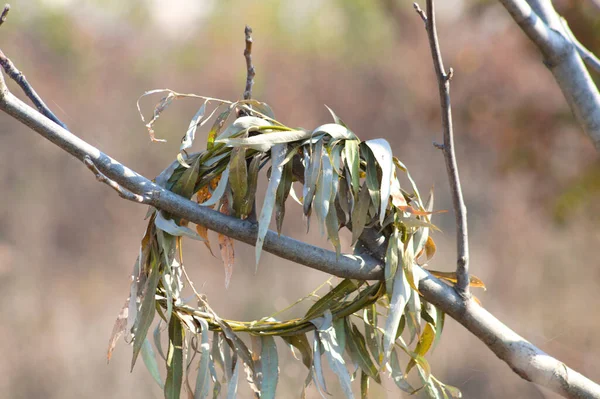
left=0, top=0, right=599, bottom=398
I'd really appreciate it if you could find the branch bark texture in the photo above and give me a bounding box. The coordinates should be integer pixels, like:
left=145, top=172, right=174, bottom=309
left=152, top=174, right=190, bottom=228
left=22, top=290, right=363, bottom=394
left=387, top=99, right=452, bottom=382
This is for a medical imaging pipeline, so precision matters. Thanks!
left=499, top=0, right=600, bottom=151
left=1, top=70, right=599, bottom=398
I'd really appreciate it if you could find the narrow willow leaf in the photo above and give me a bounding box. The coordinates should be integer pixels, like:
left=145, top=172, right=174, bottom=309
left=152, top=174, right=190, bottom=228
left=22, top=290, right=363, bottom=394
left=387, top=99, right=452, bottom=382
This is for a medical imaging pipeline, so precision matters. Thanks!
left=275, top=158, right=293, bottom=235
left=344, top=140, right=360, bottom=197
left=209, top=359, right=222, bottom=399
left=384, top=228, right=399, bottom=292
left=155, top=158, right=183, bottom=189
left=363, top=305, right=381, bottom=366
left=142, top=338, right=164, bottom=389
left=181, top=100, right=208, bottom=151
left=281, top=334, right=312, bottom=370
left=217, top=129, right=311, bottom=152
left=326, top=176, right=341, bottom=257
left=394, top=157, right=423, bottom=206
left=245, top=100, right=276, bottom=119
left=256, top=144, right=287, bottom=265
left=259, top=336, right=279, bottom=399
left=131, top=250, right=160, bottom=371
left=304, top=140, right=323, bottom=216
left=218, top=231, right=235, bottom=289
left=364, top=139, right=393, bottom=225
left=433, top=310, right=445, bottom=351
left=195, top=224, right=214, bottom=256
left=195, top=319, right=211, bottom=399
left=363, top=145, right=381, bottom=214
left=153, top=322, right=166, bottom=361
left=315, top=151, right=333, bottom=235
left=155, top=211, right=205, bottom=241
left=324, top=104, right=348, bottom=127
left=443, top=384, right=462, bottom=398
left=360, top=371, right=369, bottom=399
left=229, top=147, right=248, bottom=218
left=211, top=332, right=225, bottom=376
left=215, top=116, right=271, bottom=142
left=351, top=183, right=371, bottom=245
left=165, top=316, right=184, bottom=399
left=407, top=289, right=423, bottom=338
left=207, top=105, right=234, bottom=150
left=226, top=360, right=240, bottom=399
left=330, top=143, right=344, bottom=175
left=390, top=348, right=415, bottom=393
left=333, top=318, right=347, bottom=356
left=172, top=156, right=201, bottom=200
left=344, top=319, right=380, bottom=383
left=305, top=279, right=360, bottom=320
left=425, top=236, right=436, bottom=260
left=311, top=310, right=354, bottom=399
left=311, top=337, right=329, bottom=397
left=241, top=154, right=262, bottom=219
left=312, top=123, right=357, bottom=140
left=198, top=167, right=230, bottom=207
left=383, top=269, right=410, bottom=363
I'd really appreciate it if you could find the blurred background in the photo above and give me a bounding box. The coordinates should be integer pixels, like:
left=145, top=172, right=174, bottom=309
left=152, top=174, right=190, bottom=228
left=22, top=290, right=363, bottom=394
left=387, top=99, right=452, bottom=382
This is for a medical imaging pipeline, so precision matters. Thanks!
left=0, top=0, right=599, bottom=398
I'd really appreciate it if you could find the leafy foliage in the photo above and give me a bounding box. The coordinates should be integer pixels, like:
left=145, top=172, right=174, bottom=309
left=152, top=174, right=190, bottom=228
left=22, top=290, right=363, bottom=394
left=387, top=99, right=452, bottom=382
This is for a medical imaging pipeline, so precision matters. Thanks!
left=109, top=90, right=485, bottom=398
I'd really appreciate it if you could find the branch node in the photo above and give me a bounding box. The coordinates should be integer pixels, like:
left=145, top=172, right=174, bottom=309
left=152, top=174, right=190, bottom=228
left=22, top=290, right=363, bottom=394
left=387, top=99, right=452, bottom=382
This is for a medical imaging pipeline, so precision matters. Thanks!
left=83, top=156, right=148, bottom=203
left=433, top=141, right=445, bottom=150
left=0, top=4, right=9, bottom=27
left=445, top=67, right=454, bottom=82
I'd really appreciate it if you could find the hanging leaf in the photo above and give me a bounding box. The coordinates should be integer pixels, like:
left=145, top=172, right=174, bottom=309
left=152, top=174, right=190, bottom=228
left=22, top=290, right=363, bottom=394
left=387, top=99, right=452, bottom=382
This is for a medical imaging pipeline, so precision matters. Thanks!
left=155, top=211, right=205, bottom=241
left=390, top=348, right=415, bottom=393
left=383, top=268, right=410, bottom=363
left=303, top=140, right=323, bottom=216
left=217, top=129, right=311, bottom=152
left=312, top=123, right=357, bottom=140
left=325, top=176, right=341, bottom=258
left=107, top=298, right=129, bottom=363
left=195, top=319, right=211, bottom=399
left=142, top=338, right=164, bottom=389
left=165, top=316, right=184, bottom=399
left=229, top=147, right=248, bottom=218
left=181, top=100, right=208, bottom=151
left=344, top=319, right=380, bottom=383
left=311, top=334, right=329, bottom=396
left=363, top=145, right=381, bottom=214
left=241, top=154, right=262, bottom=219
left=256, top=144, right=287, bottom=266
left=314, top=150, right=333, bottom=235
left=259, top=336, right=279, bottom=399
left=172, top=156, right=201, bottom=199
left=344, top=140, right=360, bottom=197
left=365, top=139, right=393, bottom=225
left=195, top=224, right=214, bottom=256
left=351, top=183, right=372, bottom=246
left=198, top=167, right=230, bottom=207
left=226, top=359, right=240, bottom=399
left=207, top=105, right=234, bottom=150
left=281, top=334, right=312, bottom=370
left=363, top=305, right=381, bottom=365
left=218, top=199, right=235, bottom=288
left=275, top=157, right=293, bottom=235
left=360, top=371, right=369, bottom=399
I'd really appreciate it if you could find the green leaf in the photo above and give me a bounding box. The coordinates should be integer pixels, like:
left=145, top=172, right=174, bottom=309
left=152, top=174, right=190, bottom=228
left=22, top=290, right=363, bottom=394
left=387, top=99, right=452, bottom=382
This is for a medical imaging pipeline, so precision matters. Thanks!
left=207, top=105, right=234, bottom=150
left=281, top=334, right=312, bottom=370
left=311, top=334, right=329, bottom=396
left=153, top=322, right=166, bottom=361
left=364, top=139, right=393, bottom=225
left=303, top=140, right=323, bottom=216
left=351, top=183, right=371, bottom=246
left=390, top=348, right=415, bottom=393
left=324, top=105, right=348, bottom=127
left=256, top=144, right=287, bottom=266
left=226, top=359, right=240, bottom=399
left=164, top=316, right=184, bottom=399
left=229, top=147, right=248, bottom=218
left=275, top=157, right=293, bottom=235
left=394, top=157, right=423, bottom=206
left=142, top=338, right=164, bottom=389
left=385, top=228, right=399, bottom=294
left=363, top=305, right=381, bottom=365
left=155, top=211, right=205, bottom=241
left=131, top=249, right=160, bottom=371
left=194, top=318, right=211, bottom=399
left=311, top=310, right=355, bottom=399
left=383, top=268, right=410, bottom=363
left=217, top=129, right=311, bottom=152
left=363, top=145, right=381, bottom=214
left=315, top=150, right=333, bottom=235
left=326, top=175, right=341, bottom=257
left=344, top=319, right=380, bottom=383
left=305, top=279, right=360, bottom=320
left=259, top=336, right=279, bottom=399
left=360, top=371, right=369, bottom=399
left=181, top=100, right=208, bottom=151
left=171, top=156, right=200, bottom=199
left=344, top=140, right=360, bottom=197
left=215, top=116, right=271, bottom=142
left=312, top=123, right=357, bottom=140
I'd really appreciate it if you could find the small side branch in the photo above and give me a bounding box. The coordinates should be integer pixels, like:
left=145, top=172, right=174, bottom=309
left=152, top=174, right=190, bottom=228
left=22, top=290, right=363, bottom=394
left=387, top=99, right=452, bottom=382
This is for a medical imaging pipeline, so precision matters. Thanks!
left=560, top=17, right=600, bottom=75
left=83, top=156, right=148, bottom=204
left=0, top=4, right=9, bottom=27
left=243, top=25, right=255, bottom=100
left=415, top=0, right=470, bottom=297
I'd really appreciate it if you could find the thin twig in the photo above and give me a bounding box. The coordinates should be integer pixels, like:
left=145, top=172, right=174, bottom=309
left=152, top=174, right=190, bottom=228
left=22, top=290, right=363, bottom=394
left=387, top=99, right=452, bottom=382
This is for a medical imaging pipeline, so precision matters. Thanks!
left=0, top=4, right=9, bottom=27
left=560, top=17, right=600, bottom=75
left=413, top=2, right=427, bottom=24
left=243, top=25, right=255, bottom=101
left=415, top=0, right=470, bottom=298
left=83, top=156, right=148, bottom=203
left=0, top=49, right=68, bottom=129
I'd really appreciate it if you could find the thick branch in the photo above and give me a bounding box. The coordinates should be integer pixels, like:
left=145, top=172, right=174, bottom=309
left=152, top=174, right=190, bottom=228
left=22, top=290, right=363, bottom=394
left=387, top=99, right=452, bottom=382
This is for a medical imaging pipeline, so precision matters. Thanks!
left=1, top=70, right=599, bottom=399
left=499, top=0, right=600, bottom=151
left=417, top=0, right=470, bottom=297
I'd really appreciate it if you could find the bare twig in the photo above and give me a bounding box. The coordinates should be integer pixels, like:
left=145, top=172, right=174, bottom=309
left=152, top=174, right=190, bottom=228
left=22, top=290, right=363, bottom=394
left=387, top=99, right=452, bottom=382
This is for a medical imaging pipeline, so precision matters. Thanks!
left=412, top=2, right=427, bottom=24
left=499, top=0, right=600, bottom=151
left=416, top=0, right=470, bottom=297
left=560, top=17, right=600, bottom=75
left=0, top=49, right=68, bottom=129
left=243, top=25, right=255, bottom=101
left=83, top=156, right=148, bottom=203
left=0, top=4, right=9, bottom=27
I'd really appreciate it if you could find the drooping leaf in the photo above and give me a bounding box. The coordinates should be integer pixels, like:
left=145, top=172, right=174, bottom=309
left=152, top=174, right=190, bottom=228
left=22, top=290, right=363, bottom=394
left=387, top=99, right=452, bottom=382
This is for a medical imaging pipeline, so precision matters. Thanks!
left=241, top=154, right=262, bottom=219
left=256, top=144, right=287, bottom=266
left=215, top=116, right=272, bottom=142
left=363, top=305, right=382, bottom=366
left=390, top=348, right=415, bottom=393
left=363, top=145, right=381, bottom=214
left=218, top=199, right=235, bottom=288
left=195, top=318, right=211, bottom=399
left=281, top=334, right=312, bottom=370
left=171, top=156, right=201, bottom=200
left=107, top=298, right=129, bottom=363
left=425, top=236, right=437, bottom=261
left=312, top=123, right=357, bottom=140
left=407, top=322, right=436, bottom=375
left=303, top=140, right=323, bottom=216
left=181, top=100, right=208, bottom=151
left=155, top=211, right=205, bottom=241
left=344, top=140, right=360, bottom=197
left=314, top=150, right=333, bottom=235
left=275, top=157, right=293, bottom=235
left=344, top=319, right=380, bottom=383
left=259, top=336, right=279, bottom=399
left=305, top=279, right=360, bottom=320
left=325, top=175, right=341, bottom=258
left=195, top=224, right=214, bottom=256
left=360, top=371, right=369, bottom=399
left=131, top=249, right=161, bottom=370
left=383, top=268, right=410, bottom=363
left=351, top=183, right=372, bottom=246
left=226, top=359, right=240, bottom=399
left=311, top=334, right=329, bottom=396
left=365, top=139, right=393, bottom=225
left=165, top=316, right=184, bottom=399
left=217, top=129, right=311, bottom=152
left=198, top=167, right=230, bottom=207
left=154, top=322, right=166, bottom=361
left=384, top=228, right=399, bottom=292
left=229, top=147, right=248, bottom=218
left=142, top=338, right=164, bottom=389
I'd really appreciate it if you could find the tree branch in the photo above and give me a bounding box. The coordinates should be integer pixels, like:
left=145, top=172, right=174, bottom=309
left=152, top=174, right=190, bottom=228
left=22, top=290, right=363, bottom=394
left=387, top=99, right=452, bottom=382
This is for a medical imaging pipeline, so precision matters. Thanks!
left=499, top=0, right=600, bottom=151
left=1, top=60, right=599, bottom=399
left=243, top=25, right=255, bottom=101
left=0, top=4, right=9, bottom=27
left=415, top=0, right=470, bottom=297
